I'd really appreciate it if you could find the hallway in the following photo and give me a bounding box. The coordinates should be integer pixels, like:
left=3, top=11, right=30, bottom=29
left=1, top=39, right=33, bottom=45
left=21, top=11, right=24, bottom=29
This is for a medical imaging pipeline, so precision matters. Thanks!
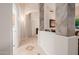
left=13, top=3, right=79, bottom=55
left=13, top=36, right=45, bottom=55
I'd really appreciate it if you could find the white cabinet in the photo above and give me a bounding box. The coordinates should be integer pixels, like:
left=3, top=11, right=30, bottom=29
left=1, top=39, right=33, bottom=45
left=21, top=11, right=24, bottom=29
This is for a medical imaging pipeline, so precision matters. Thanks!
left=38, top=31, right=78, bottom=55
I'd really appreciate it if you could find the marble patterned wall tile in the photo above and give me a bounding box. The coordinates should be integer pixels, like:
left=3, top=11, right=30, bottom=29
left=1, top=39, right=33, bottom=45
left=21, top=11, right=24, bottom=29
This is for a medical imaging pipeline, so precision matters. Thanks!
left=56, top=3, right=75, bottom=36
left=39, top=3, right=44, bottom=31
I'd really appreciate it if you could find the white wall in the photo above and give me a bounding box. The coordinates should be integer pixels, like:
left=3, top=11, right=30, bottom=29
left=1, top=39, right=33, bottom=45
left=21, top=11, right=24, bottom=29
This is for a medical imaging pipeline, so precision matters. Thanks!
left=25, top=13, right=32, bottom=37
left=13, top=4, right=20, bottom=48
left=0, top=4, right=12, bottom=55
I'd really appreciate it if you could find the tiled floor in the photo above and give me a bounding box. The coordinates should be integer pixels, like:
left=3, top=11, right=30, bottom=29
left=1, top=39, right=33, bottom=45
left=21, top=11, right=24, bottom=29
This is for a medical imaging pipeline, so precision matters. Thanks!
left=13, top=36, right=45, bottom=55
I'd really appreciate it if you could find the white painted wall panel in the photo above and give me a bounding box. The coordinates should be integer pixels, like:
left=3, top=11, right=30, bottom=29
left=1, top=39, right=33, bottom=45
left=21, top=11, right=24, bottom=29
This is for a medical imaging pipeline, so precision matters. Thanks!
left=0, top=4, right=12, bottom=55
